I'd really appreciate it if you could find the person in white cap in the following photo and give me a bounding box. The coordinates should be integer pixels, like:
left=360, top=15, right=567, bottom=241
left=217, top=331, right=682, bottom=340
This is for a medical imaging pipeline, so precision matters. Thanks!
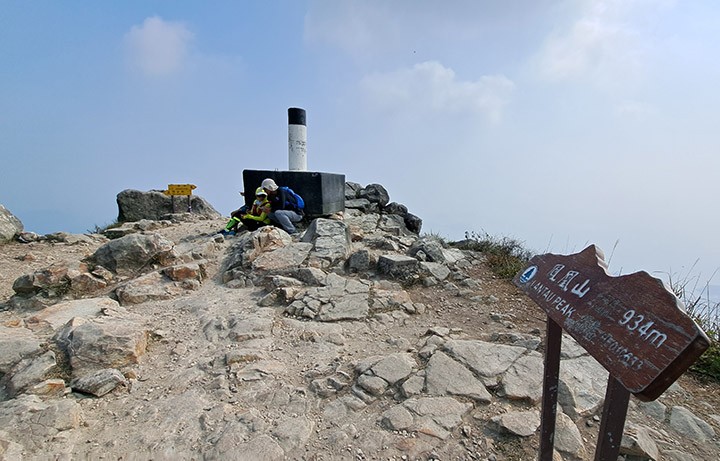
left=261, top=178, right=305, bottom=235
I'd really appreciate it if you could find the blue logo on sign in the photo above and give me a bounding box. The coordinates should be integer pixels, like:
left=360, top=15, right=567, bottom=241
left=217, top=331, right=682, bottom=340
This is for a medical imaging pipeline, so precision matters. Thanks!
left=519, top=266, right=538, bottom=284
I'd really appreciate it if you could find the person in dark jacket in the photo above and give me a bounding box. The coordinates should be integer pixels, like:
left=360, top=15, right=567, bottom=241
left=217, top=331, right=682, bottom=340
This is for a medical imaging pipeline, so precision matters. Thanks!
left=261, top=178, right=303, bottom=234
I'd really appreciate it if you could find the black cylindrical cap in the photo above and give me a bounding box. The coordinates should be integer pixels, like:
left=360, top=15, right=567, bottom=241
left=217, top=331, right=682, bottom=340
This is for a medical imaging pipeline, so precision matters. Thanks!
left=288, top=107, right=306, bottom=126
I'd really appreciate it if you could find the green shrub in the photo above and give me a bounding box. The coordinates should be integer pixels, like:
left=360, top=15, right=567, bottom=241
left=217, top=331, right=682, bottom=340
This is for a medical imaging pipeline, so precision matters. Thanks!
left=454, top=230, right=534, bottom=279
left=666, top=269, right=720, bottom=381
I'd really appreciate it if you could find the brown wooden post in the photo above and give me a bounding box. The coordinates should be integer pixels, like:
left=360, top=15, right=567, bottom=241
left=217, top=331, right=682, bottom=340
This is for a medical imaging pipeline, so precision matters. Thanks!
left=538, top=318, right=563, bottom=460
left=594, top=377, right=631, bottom=461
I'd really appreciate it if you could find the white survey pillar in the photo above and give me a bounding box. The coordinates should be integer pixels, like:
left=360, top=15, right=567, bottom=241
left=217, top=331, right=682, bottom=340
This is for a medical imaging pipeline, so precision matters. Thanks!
left=288, top=107, right=307, bottom=171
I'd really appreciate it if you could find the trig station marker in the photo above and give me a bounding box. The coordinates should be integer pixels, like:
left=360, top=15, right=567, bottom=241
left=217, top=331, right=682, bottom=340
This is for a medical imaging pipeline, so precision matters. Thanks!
left=514, top=245, right=709, bottom=461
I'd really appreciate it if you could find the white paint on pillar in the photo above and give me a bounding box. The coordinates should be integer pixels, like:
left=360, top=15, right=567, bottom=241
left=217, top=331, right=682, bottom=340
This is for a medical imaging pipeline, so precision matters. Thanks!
left=288, top=124, right=307, bottom=171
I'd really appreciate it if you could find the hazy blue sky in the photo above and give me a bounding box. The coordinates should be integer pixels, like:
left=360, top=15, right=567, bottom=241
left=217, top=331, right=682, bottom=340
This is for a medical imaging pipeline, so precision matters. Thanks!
left=1, top=1, right=719, bottom=288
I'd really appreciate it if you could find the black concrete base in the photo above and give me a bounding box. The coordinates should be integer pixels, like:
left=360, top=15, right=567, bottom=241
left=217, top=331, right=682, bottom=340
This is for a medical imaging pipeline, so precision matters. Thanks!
left=242, top=170, right=345, bottom=217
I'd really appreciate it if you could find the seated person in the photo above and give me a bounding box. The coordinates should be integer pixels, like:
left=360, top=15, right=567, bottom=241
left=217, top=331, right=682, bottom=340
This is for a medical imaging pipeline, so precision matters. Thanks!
left=261, top=178, right=304, bottom=235
left=221, top=187, right=271, bottom=234
left=239, top=187, right=272, bottom=231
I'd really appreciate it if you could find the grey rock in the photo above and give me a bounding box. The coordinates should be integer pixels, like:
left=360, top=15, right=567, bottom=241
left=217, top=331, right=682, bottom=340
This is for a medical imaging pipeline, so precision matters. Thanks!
left=490, top=410, right=541, bottom=437
left=409, top=238, right=446, bottom=263
left=404, top=213, right=422, bottom=234
left=442, top=339, right=526, bottom=387
left=88, top=232, right=175, bottom=276
left=0, top=325, right=43, bottom=374
left=419, top=262, right=451, bottom=281
left=0, top=395, right=82, bottom=438
left=500, top=352, right=544, bottom=403
left=251, top=242, right=313, bottom=274
left=102, top=219, right=171, bottom=239
left=554, top=412, right=586, bottom=459
left=425, top=351, right=492, bottom=403
left=344, top=181, right=362, bottom=199
left=268, top=275, right=304, bottom=288
left=343, top=210, right=381, bottom=235
left=669, top=406, right=716, bottom=442
left=292, top=275, right=371, bottom=321
left=11, top=261, right=88, bottom=298
left=29, top=297, right=117, bottom=330
left=0, top=204, right=23, bottom=242
left=383, top=202, right=408, bottom=216
left=357, top=374, right=388, bottom=396
left=164, top=261, right=206, bottom=282
left=347, top=249, right=370, bottom=273
left=57, top=316, right=149, bottom=375
left=317, top=293, right=369, bottom=321
left=662, top=449, right=697, bottom=461
left=115, top=271, right=185, bottom=305
left=377, top=254, right=418, bottom=277
left=301, top=218, right=351, bottom=265
left=381, top=404, right=414, bottom=431
left=0, top=351, right=57, bottom=399
left=295, top=267, right=327, bottom=285
left=370, top=353, right=417, bottom=385
left=440, top=248, right=466, bottom=264
left=359, top=184, right=390, bottom=207
left=558, top=355, right=608, bottom=419
left=490, top=332, right=541, bottom=351
left=560, top=334, right=588, bottom=359
left=344, top=198, right=373, bottom=212
left=44, top=232, right=100, bottom=245
left=401, top=375, right=425, bottom=398
left=71, top=368, right=127, bottom=397
left=402, top=396, right=472, bottom=437
left=235, top=434, right=284, bottom=460
left=620, top=424, right=659, bottom=460
left=378, top=214, right=414, bottom=236
left=26, top=378, right=67, bottom=398
left=271, top=416, right=314, bottom=452
left=0, top=430, right=24, bottom=458
left=116, top=189, right=220, bottom=222
left=635, top=398, right=667, bottom=422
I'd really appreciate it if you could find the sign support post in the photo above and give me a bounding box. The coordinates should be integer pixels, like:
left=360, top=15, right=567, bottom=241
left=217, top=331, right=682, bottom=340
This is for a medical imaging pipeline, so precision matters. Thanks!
left=538, top=318, right=562, bottom=461
left=594, top=378, right=630, bottom=461
left=514, top=245, right=709, bottom=460
left=164, top=184, right=197, bottom=213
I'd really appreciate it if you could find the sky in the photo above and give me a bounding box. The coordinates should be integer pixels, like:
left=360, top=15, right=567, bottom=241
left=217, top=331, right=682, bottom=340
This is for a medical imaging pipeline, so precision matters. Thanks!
left=1, top=0, right=719, bottom=294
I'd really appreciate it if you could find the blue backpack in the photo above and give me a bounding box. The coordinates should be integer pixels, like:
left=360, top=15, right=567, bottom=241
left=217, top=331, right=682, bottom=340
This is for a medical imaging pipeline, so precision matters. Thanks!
left=280, top=186, right=305, bottom=211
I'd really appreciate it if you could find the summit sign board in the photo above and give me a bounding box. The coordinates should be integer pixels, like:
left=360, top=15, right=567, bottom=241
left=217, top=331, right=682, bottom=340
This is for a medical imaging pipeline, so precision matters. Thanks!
left=514, top=245, right=709, bottom=401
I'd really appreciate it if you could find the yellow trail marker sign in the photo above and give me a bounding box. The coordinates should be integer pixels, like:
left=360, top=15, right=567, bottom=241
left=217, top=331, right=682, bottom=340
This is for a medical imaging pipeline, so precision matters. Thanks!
left=164, top=184, right=197, bottom=196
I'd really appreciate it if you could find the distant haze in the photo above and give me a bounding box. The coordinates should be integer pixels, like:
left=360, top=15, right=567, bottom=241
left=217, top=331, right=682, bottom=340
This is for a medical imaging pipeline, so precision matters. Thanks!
left=1, top=1, right=718, bottom=294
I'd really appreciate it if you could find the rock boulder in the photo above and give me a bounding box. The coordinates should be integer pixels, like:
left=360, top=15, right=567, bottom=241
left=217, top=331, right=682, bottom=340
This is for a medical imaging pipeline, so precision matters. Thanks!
left=0, top=204, right=23, bottom=243
left=116, top=189, right=220, bottom=222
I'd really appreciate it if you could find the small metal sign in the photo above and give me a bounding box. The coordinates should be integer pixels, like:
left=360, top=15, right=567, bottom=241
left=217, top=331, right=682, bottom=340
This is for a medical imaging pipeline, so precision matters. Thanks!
left=164, top=184, right=196, bottom=196
left=514, top=245, right=709, bottom=401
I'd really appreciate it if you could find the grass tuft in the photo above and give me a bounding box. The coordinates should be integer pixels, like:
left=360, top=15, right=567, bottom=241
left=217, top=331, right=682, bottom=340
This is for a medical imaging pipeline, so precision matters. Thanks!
left=665, top=267, right=720, bottom=381
left=87, top=220, right=121, bottom=234
left=453, top=230, right=534, bottom=279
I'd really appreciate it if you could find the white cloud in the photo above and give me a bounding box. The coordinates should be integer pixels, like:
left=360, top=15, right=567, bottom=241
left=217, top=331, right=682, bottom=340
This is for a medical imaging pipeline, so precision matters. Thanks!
left=615, top=100, right=657, bottom=120
left=124, top=17, right=194, bottom=77
left=531, top=0, right=666, bottom=86
left=360, top=61, right=515, bottom=122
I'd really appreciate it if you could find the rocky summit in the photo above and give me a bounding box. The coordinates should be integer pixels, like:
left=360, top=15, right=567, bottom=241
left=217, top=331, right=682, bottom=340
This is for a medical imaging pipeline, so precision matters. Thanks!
left=0, top=183, right=719, bottom=461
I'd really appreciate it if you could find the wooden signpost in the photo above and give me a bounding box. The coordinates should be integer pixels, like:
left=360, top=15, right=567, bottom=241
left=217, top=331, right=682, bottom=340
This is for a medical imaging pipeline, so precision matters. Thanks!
left=513, top=245, right=710, bottom=461
left=164, top=184, right=196, bottom=212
